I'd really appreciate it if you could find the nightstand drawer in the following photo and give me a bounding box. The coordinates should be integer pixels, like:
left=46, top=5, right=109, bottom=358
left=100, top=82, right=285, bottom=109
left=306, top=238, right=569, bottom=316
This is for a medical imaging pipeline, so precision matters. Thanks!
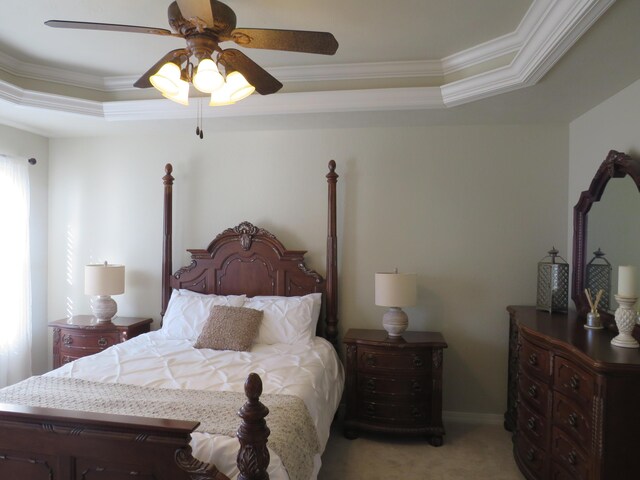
left=60, top=331, right=119, bottom=351
left=358, top=374, right=430, bottom=400
left=359, top=400, right=429, bottom=424
left=357, top=347, right=429, bottom=373
left=554, top=357, right=595, bottom=410
left=50, top=316, right=153, bottom=369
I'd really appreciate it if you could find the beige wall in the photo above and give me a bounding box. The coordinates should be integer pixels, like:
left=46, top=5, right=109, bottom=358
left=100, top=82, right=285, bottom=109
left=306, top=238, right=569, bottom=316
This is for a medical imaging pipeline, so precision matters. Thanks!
left=0, top=124, right=49, bottom=375
left=48, top=120, right=568, bottom=416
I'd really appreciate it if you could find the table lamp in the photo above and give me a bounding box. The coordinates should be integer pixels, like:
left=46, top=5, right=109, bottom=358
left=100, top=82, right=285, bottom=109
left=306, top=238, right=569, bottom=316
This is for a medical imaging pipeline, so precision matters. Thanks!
left=375, top=270, right=417, bottom=337
left=85, top=262, right=125, bottom=323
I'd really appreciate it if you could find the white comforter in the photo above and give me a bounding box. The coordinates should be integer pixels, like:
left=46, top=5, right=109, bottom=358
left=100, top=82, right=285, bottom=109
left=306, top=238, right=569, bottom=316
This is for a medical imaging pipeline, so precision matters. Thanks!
left=45, top=330, right=344, bottom=480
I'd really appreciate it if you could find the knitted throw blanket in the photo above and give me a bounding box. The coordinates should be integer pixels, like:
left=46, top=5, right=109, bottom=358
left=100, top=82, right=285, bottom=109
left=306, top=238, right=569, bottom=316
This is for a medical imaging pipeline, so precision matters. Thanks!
left=0, top=376, right=319, bottom=480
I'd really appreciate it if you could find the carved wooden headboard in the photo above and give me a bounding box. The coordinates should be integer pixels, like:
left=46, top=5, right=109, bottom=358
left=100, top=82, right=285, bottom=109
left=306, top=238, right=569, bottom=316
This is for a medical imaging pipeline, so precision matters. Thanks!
left=161, top=161, right=339, bottom=345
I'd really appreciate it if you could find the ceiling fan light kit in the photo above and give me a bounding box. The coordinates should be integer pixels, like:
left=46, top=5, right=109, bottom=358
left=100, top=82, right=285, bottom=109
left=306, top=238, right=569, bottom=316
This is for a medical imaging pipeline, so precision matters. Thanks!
left=45, top=0, right=338, bottom=108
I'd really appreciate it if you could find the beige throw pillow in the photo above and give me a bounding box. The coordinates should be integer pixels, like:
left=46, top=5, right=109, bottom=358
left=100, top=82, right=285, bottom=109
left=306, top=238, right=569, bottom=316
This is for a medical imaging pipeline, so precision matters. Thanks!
left=194, top=305, right=263, bottom=351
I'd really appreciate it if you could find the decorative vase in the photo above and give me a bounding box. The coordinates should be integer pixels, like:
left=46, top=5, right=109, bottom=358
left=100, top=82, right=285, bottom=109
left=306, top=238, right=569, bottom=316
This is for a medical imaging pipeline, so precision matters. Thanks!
left=611, top=295, right=639, bottom=348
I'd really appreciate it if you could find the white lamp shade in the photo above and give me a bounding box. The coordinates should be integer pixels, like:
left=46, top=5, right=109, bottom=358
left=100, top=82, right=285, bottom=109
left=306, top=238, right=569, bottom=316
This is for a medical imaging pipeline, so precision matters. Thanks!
left=85, top=264, right=125, bottom=296
left=375, top=272, right=417, bottom=307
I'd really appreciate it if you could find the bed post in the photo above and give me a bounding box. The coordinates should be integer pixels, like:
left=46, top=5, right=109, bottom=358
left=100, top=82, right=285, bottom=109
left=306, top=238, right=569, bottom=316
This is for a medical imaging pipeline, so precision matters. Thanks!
left=162, top=163, right=174, bottom=318
left=326, top=160, right=339, bottom=346
left=237, top=373, right=270, bottom=480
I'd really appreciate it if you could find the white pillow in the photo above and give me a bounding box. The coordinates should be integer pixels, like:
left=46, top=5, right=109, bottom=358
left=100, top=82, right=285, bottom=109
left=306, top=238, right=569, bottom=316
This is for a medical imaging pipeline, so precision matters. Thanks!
left=162, top=290, right=246, bottom=340
left=244, top=293, right=322, bottom=345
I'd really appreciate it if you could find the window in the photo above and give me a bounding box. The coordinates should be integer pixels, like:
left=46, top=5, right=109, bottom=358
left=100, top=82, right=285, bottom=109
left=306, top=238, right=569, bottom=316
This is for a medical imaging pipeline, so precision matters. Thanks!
left=0, top=155, right=32, bottom=387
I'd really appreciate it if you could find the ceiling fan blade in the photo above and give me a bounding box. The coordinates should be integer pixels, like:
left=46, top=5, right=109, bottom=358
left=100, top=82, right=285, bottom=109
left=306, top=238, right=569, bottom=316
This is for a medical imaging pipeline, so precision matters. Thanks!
left=134, top=49, right=189, bottom=88
left=45, top=20, right=177, bottom=37
left=218, top=49, right=282, bottom=95
left=228, top=28, right=338, bottom=55
left=175, top=0, right=214, bottom=26
left=175, top=0, right=236, bottom=33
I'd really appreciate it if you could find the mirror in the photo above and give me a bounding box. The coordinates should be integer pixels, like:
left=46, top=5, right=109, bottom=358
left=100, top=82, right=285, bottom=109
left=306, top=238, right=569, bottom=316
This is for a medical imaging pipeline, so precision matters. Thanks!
left=572, top=150, right=640, bottom=332
left=587, top=177, right=640, bottom=313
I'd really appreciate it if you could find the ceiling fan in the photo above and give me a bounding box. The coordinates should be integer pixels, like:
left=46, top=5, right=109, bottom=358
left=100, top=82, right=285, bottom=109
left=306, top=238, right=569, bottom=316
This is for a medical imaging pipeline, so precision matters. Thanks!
left=45, top=0, right=339, bottom=105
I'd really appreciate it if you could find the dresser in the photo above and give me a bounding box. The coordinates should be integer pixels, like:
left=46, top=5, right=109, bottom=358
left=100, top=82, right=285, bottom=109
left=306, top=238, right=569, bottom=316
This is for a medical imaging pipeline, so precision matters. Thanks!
left=49, top=315, right=153, bottom=368
left=506, top=306, right=640, bottom=480
left=343, top=329, right=447, bottom=446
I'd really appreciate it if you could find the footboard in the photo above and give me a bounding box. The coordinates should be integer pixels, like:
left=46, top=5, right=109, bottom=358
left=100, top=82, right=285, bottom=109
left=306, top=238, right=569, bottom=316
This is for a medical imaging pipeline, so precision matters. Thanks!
left=0, top=373, right=270, bottom=480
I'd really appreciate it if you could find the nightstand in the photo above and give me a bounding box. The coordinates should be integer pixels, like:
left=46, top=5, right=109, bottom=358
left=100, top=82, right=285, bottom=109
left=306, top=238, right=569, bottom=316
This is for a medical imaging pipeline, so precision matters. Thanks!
left=343, top=328, right=448, bottom=446
left=49, top=315, right=153, bottom=368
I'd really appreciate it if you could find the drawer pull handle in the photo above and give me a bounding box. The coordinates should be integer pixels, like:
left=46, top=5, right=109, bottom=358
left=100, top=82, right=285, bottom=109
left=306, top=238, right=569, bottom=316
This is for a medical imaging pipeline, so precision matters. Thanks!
left=365, top=378, right=376, bottom=392
left=567, top=451, right=577, bottom=466
left=365, top=354, right=376, bottom=367
left=97, top=337, right=108, bottom=347
left=569, top=375, right=580, bottom=390
left=527, top=385, right=538, bottom=398
left=568, top=412, right=578, bottom=428
left=528, top=353, right=538, bottom=366
left=413, top=355, right=424, bottom=368
left=527, top=417, right=536, bottom=430
left=526, top=449, right=535, bottom=462
left=366, top=403, right=375, bottom=414
left=411, top=380, right=422, bottom=392
left=411, top=407, right=421, bottom=418
left=62, top=335, right=73, bottom=346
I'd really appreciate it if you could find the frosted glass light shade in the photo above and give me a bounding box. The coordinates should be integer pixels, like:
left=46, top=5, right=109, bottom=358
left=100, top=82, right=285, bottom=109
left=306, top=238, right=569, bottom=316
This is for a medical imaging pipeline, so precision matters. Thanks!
left=162, top=78, right=190, bottom=106
left=193, top=58, right=224, bottom=93
left=209, top=84, right=236, bottom=106
left=150, top=62, right=182, bottom=96
left=226, top=71, right=255, bottom=102
left=375, top=272, right=417, bottom=307
left=85, top=263, right=125, bottom=296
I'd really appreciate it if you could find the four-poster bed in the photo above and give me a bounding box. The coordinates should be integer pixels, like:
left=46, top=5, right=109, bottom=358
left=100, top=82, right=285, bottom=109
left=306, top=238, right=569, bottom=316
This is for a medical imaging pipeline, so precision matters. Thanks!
left=0, top=161, right=342, bottom=480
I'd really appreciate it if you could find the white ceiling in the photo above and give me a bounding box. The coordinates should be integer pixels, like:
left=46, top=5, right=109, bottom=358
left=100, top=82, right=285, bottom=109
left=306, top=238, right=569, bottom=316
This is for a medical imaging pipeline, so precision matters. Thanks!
left=0, top=0, right=639, bottom=137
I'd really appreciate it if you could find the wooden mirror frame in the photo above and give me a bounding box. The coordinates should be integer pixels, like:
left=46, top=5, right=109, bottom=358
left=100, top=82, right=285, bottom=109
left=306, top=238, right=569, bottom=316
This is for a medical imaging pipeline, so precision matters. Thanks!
left=572, top=150, right=640, bottom=330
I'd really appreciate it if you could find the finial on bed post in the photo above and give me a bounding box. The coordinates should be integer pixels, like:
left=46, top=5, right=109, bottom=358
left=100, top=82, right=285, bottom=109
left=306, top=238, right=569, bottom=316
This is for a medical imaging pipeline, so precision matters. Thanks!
left=326, top=160, right=339, bottom=346
left=162, top=163, right=175, bottom=320
left=237, top=373, right=270, bottom=480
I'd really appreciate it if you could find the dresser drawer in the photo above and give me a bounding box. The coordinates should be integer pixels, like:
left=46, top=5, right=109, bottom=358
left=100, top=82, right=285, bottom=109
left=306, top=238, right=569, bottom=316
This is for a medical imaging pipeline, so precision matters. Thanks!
left=60, top=331, right=119, bottom=351
left=520, top=337, right=551, bottom=380
left=357, top=347, right=429, bottom=373
left=517, top=399, right=547, bottom=448
left=359, top=399, right=429, bottom=425
left=518, top=368, right=550, bottom=414
left=358, top=374, right=430, bottom=400
left=552, top=392, right=592, bottom=448
left=554, top=357, right=595, bottom=410
left=551, top=427, right=590, bottom=480
left=514, top=432, right=546, bottom=479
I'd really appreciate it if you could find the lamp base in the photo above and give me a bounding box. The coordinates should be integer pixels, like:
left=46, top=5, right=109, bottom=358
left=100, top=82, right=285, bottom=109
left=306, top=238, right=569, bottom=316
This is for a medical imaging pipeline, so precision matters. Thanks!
left=91, top=295, right=117, bottom=323
left=382, top=307, right=408, bottom=337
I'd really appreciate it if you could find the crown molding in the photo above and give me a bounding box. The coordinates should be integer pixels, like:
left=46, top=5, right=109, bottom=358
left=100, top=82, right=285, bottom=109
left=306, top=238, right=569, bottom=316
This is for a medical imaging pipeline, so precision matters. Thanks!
left=0, top=51, right=108, bottom=91
left=103, top=87, right=445, bottom=121
left=0, top=78, right=103, bottom=116
left=0, top=0, right=617, bottom=119
left=441, top=0, right=615, bottom=106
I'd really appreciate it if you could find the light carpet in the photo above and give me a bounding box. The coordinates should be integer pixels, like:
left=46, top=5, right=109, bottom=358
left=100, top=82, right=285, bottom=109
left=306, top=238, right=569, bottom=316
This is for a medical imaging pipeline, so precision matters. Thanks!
left=318, top=417, right=526, bottom=480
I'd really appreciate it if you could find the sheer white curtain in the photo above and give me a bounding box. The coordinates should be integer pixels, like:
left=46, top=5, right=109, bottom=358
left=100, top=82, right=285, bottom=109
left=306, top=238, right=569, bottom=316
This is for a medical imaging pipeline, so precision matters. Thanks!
left=0, top=155, right=32, bottom=387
